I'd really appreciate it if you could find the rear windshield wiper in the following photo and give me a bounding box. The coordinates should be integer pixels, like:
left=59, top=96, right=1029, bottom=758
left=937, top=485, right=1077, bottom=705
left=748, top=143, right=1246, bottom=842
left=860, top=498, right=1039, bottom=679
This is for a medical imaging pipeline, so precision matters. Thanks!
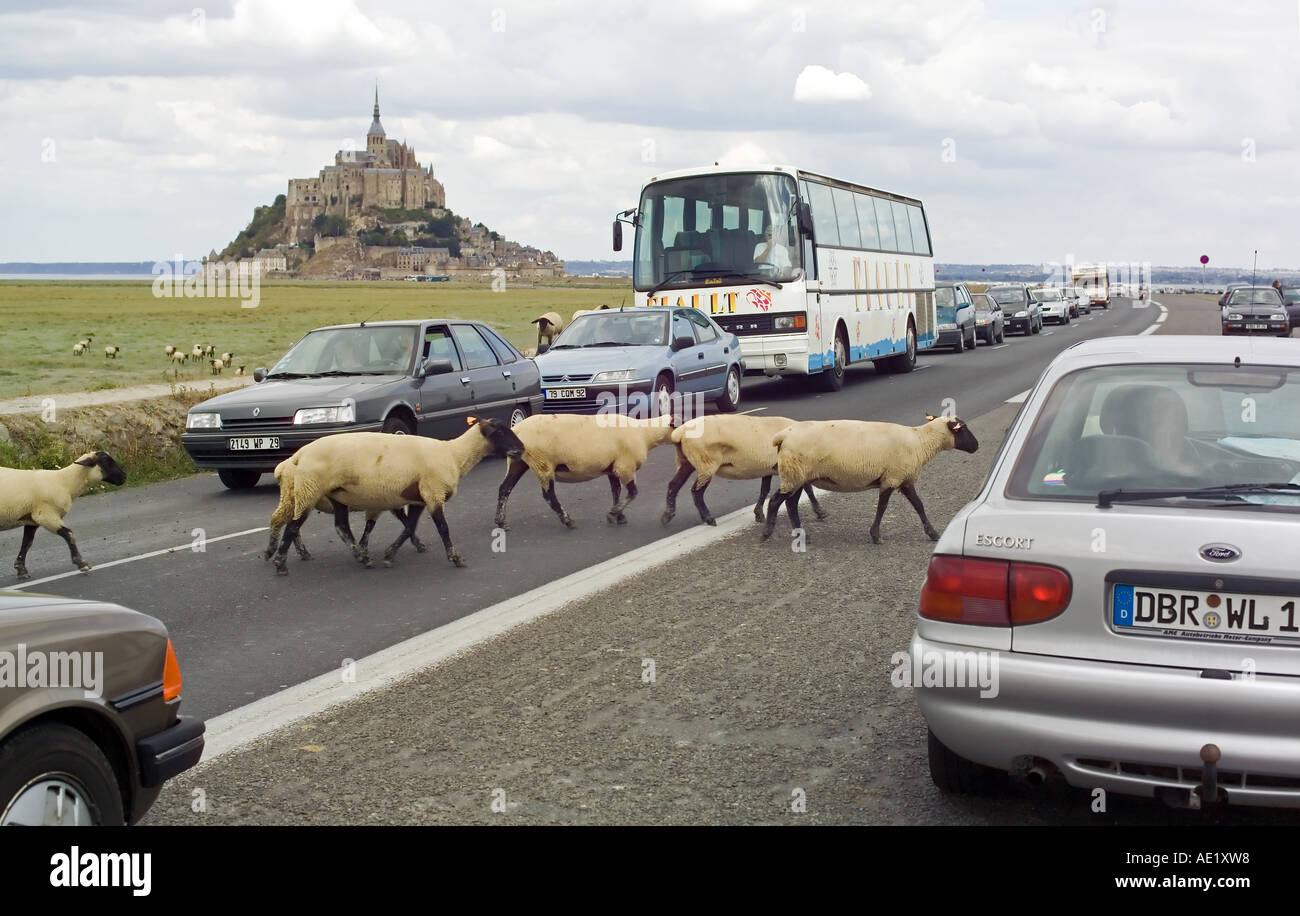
left=1098, top=482, right=1300, bottom=509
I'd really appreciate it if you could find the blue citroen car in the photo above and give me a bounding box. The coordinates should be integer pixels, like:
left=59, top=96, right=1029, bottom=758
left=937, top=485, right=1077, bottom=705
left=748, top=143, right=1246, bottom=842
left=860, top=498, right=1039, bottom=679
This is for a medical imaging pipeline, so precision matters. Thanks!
left=534, top=307, right=744, bottom=414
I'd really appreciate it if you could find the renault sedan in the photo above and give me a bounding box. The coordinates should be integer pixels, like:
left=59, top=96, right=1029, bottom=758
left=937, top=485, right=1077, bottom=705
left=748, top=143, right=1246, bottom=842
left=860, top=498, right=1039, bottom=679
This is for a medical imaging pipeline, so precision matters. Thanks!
left=915, top=335, right=1300, bottom=810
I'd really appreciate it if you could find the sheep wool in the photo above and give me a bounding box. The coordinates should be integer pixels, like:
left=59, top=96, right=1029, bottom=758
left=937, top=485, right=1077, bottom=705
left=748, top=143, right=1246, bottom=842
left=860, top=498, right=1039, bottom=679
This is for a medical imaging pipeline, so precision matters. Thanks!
left=496, top=412, right=675, bottom=528
left=763, top=415, right=979, bottom=544
left=662, top=413, right=826, bottom=526
left=1, top=450, right=127, bottom=579
left=266, top=419, right=524, bottom=575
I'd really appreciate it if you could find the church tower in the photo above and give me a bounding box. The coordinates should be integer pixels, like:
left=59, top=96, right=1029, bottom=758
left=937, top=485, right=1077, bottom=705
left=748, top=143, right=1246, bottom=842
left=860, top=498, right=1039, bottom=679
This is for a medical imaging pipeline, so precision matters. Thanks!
left=366, top=84, right=386, bottom=164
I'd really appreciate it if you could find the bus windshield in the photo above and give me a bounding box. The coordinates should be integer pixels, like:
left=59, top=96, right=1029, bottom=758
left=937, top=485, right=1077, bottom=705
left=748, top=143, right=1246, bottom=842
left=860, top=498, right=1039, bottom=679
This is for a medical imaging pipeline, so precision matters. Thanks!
left=634, top=172, right=801, bottom=291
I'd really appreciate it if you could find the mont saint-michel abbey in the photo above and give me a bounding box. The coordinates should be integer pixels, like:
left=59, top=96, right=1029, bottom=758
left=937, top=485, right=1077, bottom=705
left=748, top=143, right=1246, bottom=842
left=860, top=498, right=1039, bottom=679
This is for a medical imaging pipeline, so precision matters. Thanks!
left=283, top=91, right=447, bottom=243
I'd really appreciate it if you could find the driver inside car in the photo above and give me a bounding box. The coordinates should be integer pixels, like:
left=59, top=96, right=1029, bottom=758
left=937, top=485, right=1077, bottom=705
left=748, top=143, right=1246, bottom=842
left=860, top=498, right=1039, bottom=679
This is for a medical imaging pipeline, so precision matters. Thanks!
left=753, top=225, right=791, bottom=270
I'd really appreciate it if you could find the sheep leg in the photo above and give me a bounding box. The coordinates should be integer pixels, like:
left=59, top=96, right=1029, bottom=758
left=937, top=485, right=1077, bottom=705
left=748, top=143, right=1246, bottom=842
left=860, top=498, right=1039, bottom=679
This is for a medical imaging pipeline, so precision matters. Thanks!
left=53, top=526, right=91, bottom=573
left=432, top=505, right=465, bottom=567
left=662, top=460, right=695, bottom=525
left=608, top=479, right=637, bottom=525
left=273, top=511, right=312, bottom=575
left=542, top=481, right=576, bottom=529
left=761, top=489, right=792, bottom=541
left=753, top=476, right=772, bottom=523
left=13, top=525, right=37, bottom=580
left=380, top=505, right=423, bottom=567
left=900, top=481, right=940, bottom=541
left=784, top=489, right=805, bottom=540
left=606, top=473, right=627, bottom=525
left=393, top=508, right=425, bottom=552
left=494, top=457, right=530, bottom=529
left=869, top=488, right=895, bottom=544
left=332, top=503, right=370, bottom=567
left=356, top=514, right=379, bottom=567
left=804, top=485, right=829, bottom=520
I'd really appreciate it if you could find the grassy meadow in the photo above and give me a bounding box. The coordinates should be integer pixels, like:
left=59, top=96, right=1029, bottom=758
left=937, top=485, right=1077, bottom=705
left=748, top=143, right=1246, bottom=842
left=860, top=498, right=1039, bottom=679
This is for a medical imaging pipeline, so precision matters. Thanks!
left=0, top=278, right=632, bottom=401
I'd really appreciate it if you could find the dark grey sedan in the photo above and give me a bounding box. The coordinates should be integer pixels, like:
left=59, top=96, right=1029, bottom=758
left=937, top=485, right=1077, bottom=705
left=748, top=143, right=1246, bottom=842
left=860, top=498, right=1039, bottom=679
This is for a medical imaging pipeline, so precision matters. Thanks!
left=0, top=591, right=203, bottom=825
left=1220, top=287, right=1291, bottom=337
left=182, top=320, right=543, bottom=488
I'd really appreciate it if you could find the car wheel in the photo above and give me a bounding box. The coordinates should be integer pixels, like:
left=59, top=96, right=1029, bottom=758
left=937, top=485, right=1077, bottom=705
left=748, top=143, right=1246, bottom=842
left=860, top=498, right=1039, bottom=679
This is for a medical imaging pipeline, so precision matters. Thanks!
left=927, top=729, right=1005, bottom=796
left=217, top=468, right=261, bottom=489
left=967, top=326, right=977, bottom=349
left=953, top=329, right=965, bottom=353
left=654, top=373, right=674, bottom=416
left=508, top=405, right=530, bottom=427
left=819, top=331, right=848, bottom=390
left=382, top=414, right=414, bottom=435
left=997, top=323, right=1005, bottom=344
left=716, top=366, right=742, bottom=412
left=0, top=723, right=125, bottom=825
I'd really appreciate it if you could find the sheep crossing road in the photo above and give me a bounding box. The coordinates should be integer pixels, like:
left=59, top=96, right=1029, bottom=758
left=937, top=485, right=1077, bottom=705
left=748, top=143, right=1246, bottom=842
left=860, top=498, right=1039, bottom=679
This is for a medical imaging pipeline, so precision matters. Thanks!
left=6, top=301, right=1157, bottom=723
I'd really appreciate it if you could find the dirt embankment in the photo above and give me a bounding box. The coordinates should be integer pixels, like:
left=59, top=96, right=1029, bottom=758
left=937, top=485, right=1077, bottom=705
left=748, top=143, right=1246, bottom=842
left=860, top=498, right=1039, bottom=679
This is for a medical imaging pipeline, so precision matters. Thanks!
left=0, top=389, right=216, bottom=487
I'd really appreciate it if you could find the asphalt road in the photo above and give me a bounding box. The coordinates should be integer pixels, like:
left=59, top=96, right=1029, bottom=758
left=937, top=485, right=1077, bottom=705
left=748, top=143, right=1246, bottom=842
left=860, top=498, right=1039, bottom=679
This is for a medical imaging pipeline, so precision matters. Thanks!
left=11, top=298, right=1158, bottom=720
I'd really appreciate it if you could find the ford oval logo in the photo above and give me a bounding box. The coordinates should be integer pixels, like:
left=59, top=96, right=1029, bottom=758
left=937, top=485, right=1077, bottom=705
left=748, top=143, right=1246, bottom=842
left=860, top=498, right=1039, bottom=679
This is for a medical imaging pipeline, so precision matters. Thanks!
left=1199, top=544, right=1241, bottom=562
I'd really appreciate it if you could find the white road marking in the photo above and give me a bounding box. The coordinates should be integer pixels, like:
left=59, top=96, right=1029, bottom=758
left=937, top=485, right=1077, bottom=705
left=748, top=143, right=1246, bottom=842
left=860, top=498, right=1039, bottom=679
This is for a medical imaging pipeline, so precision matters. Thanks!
left=1042, top=330, right=1055, bottom=336
left=990, top=344, right=1008, bottom=350
left=196, top=502, right=766, bottom=765
left=1006, top=389, right=1031, bottom=403
left=739, top=407, right=767, bottom=414
left=1139, top=301, right=1169, bottom=336
left=11, top=528, right=270, bottom=591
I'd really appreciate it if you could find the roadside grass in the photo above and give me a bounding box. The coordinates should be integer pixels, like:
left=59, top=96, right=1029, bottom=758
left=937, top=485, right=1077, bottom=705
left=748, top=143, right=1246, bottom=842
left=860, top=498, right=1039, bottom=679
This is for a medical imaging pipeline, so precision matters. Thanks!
left=0, top=278, right=631, bottom=400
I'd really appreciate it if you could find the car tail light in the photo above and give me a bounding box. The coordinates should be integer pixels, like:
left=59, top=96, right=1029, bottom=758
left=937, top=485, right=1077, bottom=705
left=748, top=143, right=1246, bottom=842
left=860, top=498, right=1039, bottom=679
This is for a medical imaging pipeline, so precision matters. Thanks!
left=919, top=556, right=1071, bottom=625
left=163, top=639, right=183, bottom=701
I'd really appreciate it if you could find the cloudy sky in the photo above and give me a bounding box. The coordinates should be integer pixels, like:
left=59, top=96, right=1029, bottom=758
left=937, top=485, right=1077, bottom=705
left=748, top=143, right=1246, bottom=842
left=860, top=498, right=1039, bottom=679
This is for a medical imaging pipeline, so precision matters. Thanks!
left=1, top=0, right=1297, bottom=267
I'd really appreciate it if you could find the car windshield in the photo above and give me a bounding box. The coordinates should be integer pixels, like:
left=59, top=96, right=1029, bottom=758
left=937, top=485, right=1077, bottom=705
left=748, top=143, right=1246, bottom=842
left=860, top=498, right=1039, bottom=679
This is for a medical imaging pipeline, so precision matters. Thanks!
left=1007, top=363, right=1300, bottom=509
left=268, top=326, right=417, bottom=377
left=550, top=312, right=670, bottom=348
left=987, top=287, right=1025, bottom=305
left=1031, top=289, right=1062, bottom=302
left=1228, top=289, right=1283, bottom=307
left=633, top=172, right=801, bottom=290
left=971, top=294, right=993, bottom=309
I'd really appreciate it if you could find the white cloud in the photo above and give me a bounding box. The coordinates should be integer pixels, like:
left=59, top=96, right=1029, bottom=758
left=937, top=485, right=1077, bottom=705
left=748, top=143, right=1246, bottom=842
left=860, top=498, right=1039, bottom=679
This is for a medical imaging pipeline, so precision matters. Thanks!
left=792, top=65, right=872, bottom=103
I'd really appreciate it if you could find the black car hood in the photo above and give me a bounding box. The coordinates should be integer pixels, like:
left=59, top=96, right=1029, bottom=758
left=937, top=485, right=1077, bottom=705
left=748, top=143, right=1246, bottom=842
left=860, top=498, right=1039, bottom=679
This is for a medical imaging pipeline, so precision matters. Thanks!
left=189, top=375, right=411, bottom=420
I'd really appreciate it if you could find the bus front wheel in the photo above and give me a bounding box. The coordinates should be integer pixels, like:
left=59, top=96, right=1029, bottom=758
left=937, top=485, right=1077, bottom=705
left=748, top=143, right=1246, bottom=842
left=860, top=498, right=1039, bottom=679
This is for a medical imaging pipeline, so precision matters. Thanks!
left=818, top=331, right=848, bottom=391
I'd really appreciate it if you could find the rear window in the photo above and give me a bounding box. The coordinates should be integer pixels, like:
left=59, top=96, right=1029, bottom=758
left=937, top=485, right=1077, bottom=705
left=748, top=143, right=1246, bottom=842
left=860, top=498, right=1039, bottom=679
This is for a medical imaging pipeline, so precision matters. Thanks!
left=987, top=287, right=1025, bottom=305
left=1007, top=363, right=1300, bottom=509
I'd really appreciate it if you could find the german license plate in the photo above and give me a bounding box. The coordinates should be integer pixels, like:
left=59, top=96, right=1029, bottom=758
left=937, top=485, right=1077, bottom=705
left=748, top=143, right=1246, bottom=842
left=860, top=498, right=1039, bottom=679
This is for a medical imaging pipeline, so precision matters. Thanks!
left=229, top=437, right=280, bottom=450
left=544, top=388, right=587, bottom=400
left=1246, top=324, right=1269, bottom=330
left=1113, top=584, right=1300, bottom=642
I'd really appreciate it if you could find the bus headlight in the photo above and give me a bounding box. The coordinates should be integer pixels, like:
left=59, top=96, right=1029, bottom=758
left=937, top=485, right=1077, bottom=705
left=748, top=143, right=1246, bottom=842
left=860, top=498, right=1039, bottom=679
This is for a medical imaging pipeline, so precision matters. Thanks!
left=772, top=315, right=807, bottom=331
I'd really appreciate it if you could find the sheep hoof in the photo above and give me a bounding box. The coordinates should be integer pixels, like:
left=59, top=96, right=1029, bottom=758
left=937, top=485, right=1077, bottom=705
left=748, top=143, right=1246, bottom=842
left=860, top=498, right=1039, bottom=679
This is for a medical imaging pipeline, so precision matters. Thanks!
left=660, top=511, right=674, bottom=526
left=753, top=510, right=765, bottom=523
left=76, top=562, right=92, bottom=573
left=561, top=516, right=577, bottom=529
left=450, top=554, right=468, bottom=568
left=274, top=564, right=289, bottom=576
left=870, top=532, right=882, bottom=544
left=759, top=531, right=772, bottom=543
left=815, top=510, right=830, bottom=521
left=382, top=559, right=393, bottom=568
left=925, top=528, right=940, bottom=541
left=298, top=550, right=312, bottom=561
left=493, top=519, right=510, bottom=531
left=413, top=541, right=427, bottom=553
left=704, top=516, right=716, bottom=527
left=14, top=568, right=30, bottom=581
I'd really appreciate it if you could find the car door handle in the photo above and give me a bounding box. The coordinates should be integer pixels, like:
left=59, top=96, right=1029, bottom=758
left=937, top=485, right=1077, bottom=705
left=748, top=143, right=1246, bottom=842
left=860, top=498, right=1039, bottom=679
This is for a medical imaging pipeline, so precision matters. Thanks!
left=460, top=377, right=471, bottom=385
left=697, top=352, right=704, bottom=359
left=502, top=370, right=512, bottom=378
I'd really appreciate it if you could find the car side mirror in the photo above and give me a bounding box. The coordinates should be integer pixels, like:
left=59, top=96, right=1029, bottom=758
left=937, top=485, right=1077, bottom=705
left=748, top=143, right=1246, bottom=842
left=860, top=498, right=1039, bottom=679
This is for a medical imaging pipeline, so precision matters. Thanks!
left=670, top=335, right=695, bottom=351
left=536, top=343, right=550, bottom=355
left=612, top=220, right=623, bottom=252
left=253, top=367, right=267, bottom=382
left=419, top=358, right=454, bottom=377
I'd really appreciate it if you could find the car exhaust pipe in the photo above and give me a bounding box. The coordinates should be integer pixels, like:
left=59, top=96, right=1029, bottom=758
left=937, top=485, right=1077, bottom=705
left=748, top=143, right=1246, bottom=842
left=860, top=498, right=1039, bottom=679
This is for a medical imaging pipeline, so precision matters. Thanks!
left=1193, top=743, right=1222, bottom=809
left=1013, top=756, right=1061, bottom=786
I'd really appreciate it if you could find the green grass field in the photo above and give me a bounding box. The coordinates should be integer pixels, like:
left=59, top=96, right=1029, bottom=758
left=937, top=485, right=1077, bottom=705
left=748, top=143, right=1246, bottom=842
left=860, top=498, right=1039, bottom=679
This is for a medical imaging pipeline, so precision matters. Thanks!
left=0, top=278, right=632, bottom=401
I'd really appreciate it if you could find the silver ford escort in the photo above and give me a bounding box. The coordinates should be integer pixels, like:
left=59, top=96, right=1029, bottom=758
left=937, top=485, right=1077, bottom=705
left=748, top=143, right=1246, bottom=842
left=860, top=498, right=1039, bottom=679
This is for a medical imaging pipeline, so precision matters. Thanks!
left=913, top=335, right=1300, bottom=810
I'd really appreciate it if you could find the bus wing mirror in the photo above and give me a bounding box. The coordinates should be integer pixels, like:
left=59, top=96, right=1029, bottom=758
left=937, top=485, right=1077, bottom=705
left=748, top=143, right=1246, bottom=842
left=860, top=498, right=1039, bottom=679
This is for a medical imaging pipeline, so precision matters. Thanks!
left=613, top=219, right=623, bottom=252
left=797, top=202, right=815, bottom=241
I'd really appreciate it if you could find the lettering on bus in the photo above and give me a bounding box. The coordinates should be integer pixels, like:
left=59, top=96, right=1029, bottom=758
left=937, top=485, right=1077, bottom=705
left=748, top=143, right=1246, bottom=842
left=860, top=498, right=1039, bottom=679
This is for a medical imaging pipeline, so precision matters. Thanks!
left=645, top=291, right=740, bottom=314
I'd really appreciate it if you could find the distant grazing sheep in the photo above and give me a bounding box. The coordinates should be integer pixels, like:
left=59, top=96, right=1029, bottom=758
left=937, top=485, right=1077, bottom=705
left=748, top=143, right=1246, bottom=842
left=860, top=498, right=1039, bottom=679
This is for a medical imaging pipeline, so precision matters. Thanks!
left=210, top=358, right=224, bottom=375
left=165, top=345, right=176, bottom=358
left=234, top=365, right=245, bottom=376
left=762, top=414, right=979, bottom=544
left=220, top=352, right=234, bottom=364
left=170, top=351, right=188, bottom=366
left=103, top=346, right=120, bottom=358
left=662, top=413, right=826, bottom=527
left=266, top=418, right=525, bottom=575
left=495, top=413, right=675, bottom=529
left=72, top=343, right=85, bottom=357
left=1, top=450, right=127, bottom=579
left=191, top=345, right=204, bottom=360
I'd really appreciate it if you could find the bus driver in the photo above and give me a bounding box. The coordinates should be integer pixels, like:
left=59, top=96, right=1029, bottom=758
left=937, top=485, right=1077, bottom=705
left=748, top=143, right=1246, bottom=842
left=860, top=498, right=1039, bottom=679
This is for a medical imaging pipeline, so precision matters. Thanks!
left=753, top=225, right=792, bottom=271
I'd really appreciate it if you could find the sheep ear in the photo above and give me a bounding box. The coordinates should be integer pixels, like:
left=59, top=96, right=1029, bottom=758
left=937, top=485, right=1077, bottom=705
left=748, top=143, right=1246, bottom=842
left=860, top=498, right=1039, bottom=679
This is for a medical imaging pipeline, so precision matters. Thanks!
left=925, top=413, right=937, bottom=421
left=466, top=416, right=478, bottom=426
left=948, top=420, right=964, bottom=431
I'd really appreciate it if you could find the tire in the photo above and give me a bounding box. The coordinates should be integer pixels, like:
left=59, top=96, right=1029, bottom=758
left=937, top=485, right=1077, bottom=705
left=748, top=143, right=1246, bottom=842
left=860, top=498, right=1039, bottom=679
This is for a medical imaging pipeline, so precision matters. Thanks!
left=0, top=723, right=125, bottom=825
left=716, top=366, right=742, bottom=412
left=218, top=468, right=261, bottom=490
left=927, top=729, right=1005, bottom=796
left=654, top=373, right=674, bottom=416
left=953, top=329, right=965, bottom=353
left=884, top=323, right=917, bottom=373
left=508, top=405, right=530, bottom=427
left=818, top=331, right=848, bottom=390
left=382, top=414, right=414, bottom=435
left=996, top=323, right=1005, bottom=344
left=967, top=326, right=977, bottom=349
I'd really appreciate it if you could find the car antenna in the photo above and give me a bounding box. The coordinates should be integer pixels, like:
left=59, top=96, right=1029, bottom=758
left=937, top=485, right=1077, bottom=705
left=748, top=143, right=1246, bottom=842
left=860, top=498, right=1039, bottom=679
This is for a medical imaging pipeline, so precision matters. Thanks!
left=357, top=301, right=387, bottom=328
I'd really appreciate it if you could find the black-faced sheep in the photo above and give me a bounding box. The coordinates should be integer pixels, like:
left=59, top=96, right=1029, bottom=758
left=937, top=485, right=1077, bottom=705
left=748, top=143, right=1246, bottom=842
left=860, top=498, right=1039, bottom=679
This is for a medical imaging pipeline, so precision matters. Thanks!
left=267, top=418, right=524, bottom=575
left=531, top=312, right=564, bottom=350
left=761, top=415, right=979, bottom=544
left=495, top=413, right=675, bottom=529
left=1, top=450, right=127, bottom=579
left=661, top=414, right=826, bottom=526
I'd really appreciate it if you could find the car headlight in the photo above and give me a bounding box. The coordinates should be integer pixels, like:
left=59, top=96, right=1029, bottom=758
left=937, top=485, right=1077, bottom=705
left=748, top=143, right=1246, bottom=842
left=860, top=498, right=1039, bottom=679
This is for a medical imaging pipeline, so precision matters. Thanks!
left=938, top=322, right=956, bottom=330
left=1014, top=310, right=1028, bottom=318
left=592, top=369, right=636, bottom=383
left=1272, top=313, right=1287, bottom=321
left=1227, top=313, right=1243, bottom=321
left=772, top=315, right=807, bottom=331
left=186, top=412, right=222, bottom=429
left=294, top=404, right=356, bottom=425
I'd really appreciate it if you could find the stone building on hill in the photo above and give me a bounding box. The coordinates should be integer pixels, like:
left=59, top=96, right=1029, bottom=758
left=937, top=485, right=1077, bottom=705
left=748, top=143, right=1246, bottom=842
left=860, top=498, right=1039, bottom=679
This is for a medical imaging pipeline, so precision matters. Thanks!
left=283, top=89, right=446, bottom=243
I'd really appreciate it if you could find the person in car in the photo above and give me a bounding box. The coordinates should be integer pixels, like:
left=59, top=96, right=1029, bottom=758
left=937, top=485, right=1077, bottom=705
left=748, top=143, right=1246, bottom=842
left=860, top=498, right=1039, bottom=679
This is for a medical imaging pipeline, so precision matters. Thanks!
left=753, top=225, right=792, bottom=270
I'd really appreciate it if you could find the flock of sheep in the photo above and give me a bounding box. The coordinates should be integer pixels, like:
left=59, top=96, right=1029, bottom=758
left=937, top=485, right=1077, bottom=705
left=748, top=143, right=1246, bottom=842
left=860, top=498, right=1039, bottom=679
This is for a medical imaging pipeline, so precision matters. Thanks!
left=70, top=336, right=120, bottom=359
left=1, top=408, right=977, bottom=581
left=70, top=336, right=244, bottom=376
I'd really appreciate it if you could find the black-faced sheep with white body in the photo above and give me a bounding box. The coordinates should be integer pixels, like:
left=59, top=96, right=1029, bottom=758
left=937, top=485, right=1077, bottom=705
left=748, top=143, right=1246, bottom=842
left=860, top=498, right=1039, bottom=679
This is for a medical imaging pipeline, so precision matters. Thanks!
left=263, top=456, right=426, bottom=565
left=762, top=415, right=978, bottom=544
left=661, top=413, right=826, bottom=526
left=1, top=450, right=127, bottom=579
left=530, top=312, right=564, bottom=350
left=266, top=418, right=524, bottom=575
left=495, top=413, right=675, bottom=529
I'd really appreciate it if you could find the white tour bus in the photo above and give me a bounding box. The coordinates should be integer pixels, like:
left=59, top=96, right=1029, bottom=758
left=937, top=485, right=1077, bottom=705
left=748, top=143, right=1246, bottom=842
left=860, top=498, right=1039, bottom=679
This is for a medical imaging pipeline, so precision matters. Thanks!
left=614, top=165, right=937, bottom=390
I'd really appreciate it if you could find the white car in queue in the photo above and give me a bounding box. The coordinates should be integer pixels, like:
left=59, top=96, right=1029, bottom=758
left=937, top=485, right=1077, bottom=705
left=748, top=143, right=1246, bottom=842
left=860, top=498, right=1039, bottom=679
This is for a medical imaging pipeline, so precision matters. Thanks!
left=914, top=335, right=1300, bottom=811
left=1032, top=287, right=1071, bottom=324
